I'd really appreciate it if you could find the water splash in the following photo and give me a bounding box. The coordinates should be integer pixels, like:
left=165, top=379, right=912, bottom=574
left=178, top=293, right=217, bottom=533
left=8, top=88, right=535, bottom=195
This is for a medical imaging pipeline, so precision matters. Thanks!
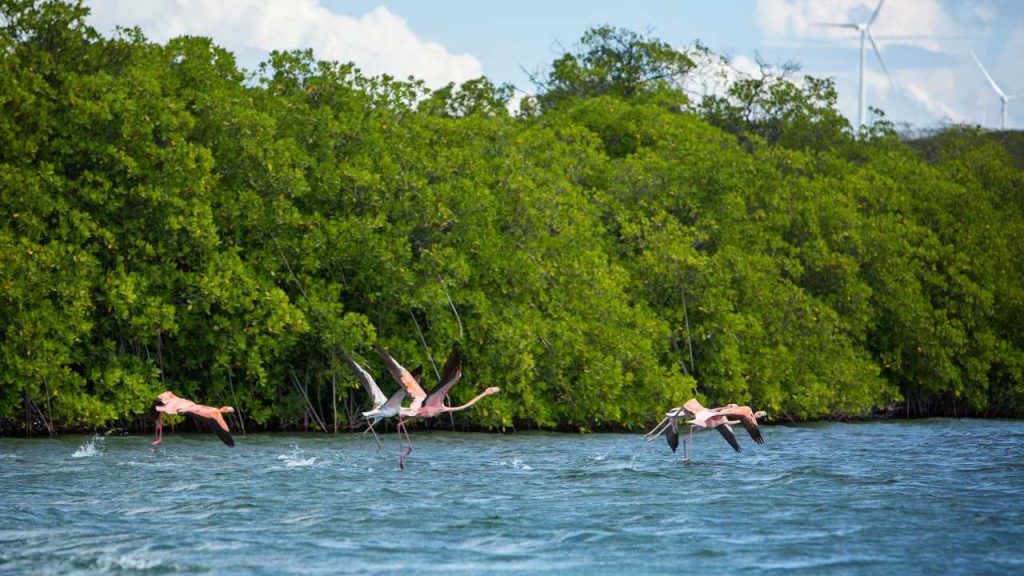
left=71, top=435, right=105, bottom=458
left=592, top=437, right=631, bottom=462
left=277, top=444, right=317, bottom=467
left=495, top=454, right=533, bottom=471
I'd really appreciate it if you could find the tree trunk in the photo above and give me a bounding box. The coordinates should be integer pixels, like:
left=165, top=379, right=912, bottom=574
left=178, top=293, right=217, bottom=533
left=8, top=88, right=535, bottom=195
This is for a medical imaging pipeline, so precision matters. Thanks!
left=24, top=390, right=32, bottom=437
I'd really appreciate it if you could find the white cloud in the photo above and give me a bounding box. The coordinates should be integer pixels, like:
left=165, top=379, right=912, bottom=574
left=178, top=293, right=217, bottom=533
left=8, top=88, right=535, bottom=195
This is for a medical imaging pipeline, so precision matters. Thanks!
left=967, top=1, right=998, bottom=23
left=1000, top=26, right=1024, bottom=88
left=83, top=0, right=482, bottom=87
left=899, top=70, right=967, bottom=123
left=756, top=0, right=958, bottom=52
left=507, top=87, right=532, bottom=115
left=676, top=48, right=794, bottom=101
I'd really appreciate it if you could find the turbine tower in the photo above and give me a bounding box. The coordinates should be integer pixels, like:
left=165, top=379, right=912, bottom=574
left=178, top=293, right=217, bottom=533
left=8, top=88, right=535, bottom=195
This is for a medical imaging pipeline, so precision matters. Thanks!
left=816, top=0, right=893, bottom=132
left=971, top=51, right=1022, bottom=130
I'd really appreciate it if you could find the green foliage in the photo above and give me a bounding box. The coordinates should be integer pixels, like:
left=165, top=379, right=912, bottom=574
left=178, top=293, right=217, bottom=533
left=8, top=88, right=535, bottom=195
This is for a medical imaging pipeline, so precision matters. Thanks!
left=1, top=5, right=1022, bottom=434
left=534, top=26, right=696, bottom=112
left=699, top=59, right=851, bottom=151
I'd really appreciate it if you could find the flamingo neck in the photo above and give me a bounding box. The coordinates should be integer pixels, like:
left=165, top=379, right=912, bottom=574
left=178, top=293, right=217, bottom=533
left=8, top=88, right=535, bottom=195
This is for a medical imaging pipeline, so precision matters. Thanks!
left=445, top=391, right=493, bottom=412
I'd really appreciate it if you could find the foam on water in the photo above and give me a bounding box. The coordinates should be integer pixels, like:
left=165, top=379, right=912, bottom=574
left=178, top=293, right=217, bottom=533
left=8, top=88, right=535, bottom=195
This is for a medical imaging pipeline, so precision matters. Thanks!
left=95, top=553, right=162, bottom=571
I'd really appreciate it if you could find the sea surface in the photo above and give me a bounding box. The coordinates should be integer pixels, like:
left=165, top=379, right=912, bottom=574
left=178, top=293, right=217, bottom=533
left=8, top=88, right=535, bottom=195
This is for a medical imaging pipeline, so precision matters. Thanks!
left=1, top=419, right=1023, bottom=575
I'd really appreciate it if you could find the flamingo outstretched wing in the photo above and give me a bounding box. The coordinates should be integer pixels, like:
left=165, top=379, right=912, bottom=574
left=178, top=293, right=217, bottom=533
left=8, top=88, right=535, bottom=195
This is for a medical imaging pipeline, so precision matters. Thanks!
left=439, top=347, right=461, bottom=388
left=715, top=423, right=741, bottom=453
left=342, top=352, right=388, bottom=410
left=420, top=348, right=461, bottom=408
left=375, top=345, right=427, bottom=403
left=682, top=398, right=706, bottom=415
left=382, top=386, right=408, bottom=411
left=423, top=352, right=462, bottom=409
left=183, top=406, right=235, bottom=447
left=715, top=405, right=765, bottom=445
left=665, top=420, right=680, bottom=453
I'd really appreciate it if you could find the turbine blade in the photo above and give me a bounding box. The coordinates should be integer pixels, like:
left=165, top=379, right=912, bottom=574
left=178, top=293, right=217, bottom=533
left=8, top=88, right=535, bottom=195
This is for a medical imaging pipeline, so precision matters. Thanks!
left=871, top=34, right=969, bottom=41
left=971, top=51, right=1007, bottom=100
left=813, top=21, right=859, bottom=29
left=867, top=31, right=895, bottom=89
left=867, top=0, right=886, bottom=27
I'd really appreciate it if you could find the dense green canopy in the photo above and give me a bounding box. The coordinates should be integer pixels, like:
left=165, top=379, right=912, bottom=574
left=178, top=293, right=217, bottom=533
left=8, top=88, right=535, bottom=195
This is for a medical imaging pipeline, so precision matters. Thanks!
left=2, top=1, right=1022, bottom=434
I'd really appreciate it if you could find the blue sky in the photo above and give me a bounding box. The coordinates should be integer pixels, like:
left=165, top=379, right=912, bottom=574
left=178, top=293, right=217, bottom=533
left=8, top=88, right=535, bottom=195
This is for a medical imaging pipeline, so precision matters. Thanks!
left=84, top=0, right=1024, bottom=130
left=320, top=1, right=762, bottom=81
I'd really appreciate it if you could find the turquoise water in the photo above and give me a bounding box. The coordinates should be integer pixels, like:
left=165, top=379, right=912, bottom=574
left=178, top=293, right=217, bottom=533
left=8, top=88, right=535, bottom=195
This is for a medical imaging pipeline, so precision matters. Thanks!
left=1, top=420, right=1023, bottom=575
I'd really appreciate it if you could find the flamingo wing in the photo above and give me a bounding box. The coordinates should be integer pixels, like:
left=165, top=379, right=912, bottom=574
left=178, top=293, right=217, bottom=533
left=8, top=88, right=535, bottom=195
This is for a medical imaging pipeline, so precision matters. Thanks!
left=382, top=387, right=408, bottom=411
left=715, top=423, right=741, bottom=453
left=419, top=353, right=456, bottom=401
left=342, top=352, right=387, bottom=409
left=665, top=420, right=680, bottom=453
left=424, top=362, right=462, bottom=409
left=682, top=398, right=706, bottom=416
left=717, top=406, right=764, bottom=445
left=183, top=406, right=235, bottom=447
left=375, top=345, right=427, bottom=402
left=439, top=347, right=460, bottom=388
left=739, top=415, right=764, bottom=445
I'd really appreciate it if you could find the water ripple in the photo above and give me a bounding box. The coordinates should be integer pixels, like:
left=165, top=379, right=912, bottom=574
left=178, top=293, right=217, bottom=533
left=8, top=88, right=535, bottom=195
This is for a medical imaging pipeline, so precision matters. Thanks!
left=2, top=422, right=1024, bottom=574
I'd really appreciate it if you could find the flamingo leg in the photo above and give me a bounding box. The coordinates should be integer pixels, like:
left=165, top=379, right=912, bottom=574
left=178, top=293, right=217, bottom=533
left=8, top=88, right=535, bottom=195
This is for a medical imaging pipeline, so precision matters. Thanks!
left=152, top=416, right=163, bottom=448
left=397, top=417, right=413, bottom=470
left=682, top=426, right=693, bottom=462
left=645, top=406, right=689, bottom=442
left=402, top=420, right=413, bottom=456
left=397, top=419, right=404, bottom=470
left=364, top=420, right=382, bottom=452
left=644, top=417, right=671, bottom=442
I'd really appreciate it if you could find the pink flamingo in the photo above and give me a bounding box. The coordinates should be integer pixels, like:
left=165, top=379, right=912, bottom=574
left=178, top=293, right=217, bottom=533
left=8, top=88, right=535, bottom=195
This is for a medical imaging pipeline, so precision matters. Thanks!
left=152, top=391, right=235, bottom=447
left=714, top=403, right=766, bottom=446
left=341, top=351, right=408, bottom=450
left=377, top=345, right=500, bottom=468
left=645, top=398, right=765, bottom=461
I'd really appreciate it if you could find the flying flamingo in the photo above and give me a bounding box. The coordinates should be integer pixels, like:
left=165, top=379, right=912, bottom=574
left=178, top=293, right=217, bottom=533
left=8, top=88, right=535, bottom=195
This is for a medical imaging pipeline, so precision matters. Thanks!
left=341, top=351, right=407, bottom=450
left=645, top=398, right=765, bottom=461
left=152, top=391, right=235, bottom=447
left=714, top=403, right=766, bottom=446
left=377, top=345, right=500, bottom=468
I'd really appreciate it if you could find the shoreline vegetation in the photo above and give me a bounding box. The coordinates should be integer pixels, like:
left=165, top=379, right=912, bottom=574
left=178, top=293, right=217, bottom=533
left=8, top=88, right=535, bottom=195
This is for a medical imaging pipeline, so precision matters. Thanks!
left=2, top=1, right=1023, bottom=438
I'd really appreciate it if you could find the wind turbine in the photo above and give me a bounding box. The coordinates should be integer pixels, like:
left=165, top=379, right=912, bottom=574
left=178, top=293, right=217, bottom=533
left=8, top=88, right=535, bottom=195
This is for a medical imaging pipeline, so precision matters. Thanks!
left=970, top=51, right=1022, bottom=130
left=816, top=0, right=894, bottom=132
